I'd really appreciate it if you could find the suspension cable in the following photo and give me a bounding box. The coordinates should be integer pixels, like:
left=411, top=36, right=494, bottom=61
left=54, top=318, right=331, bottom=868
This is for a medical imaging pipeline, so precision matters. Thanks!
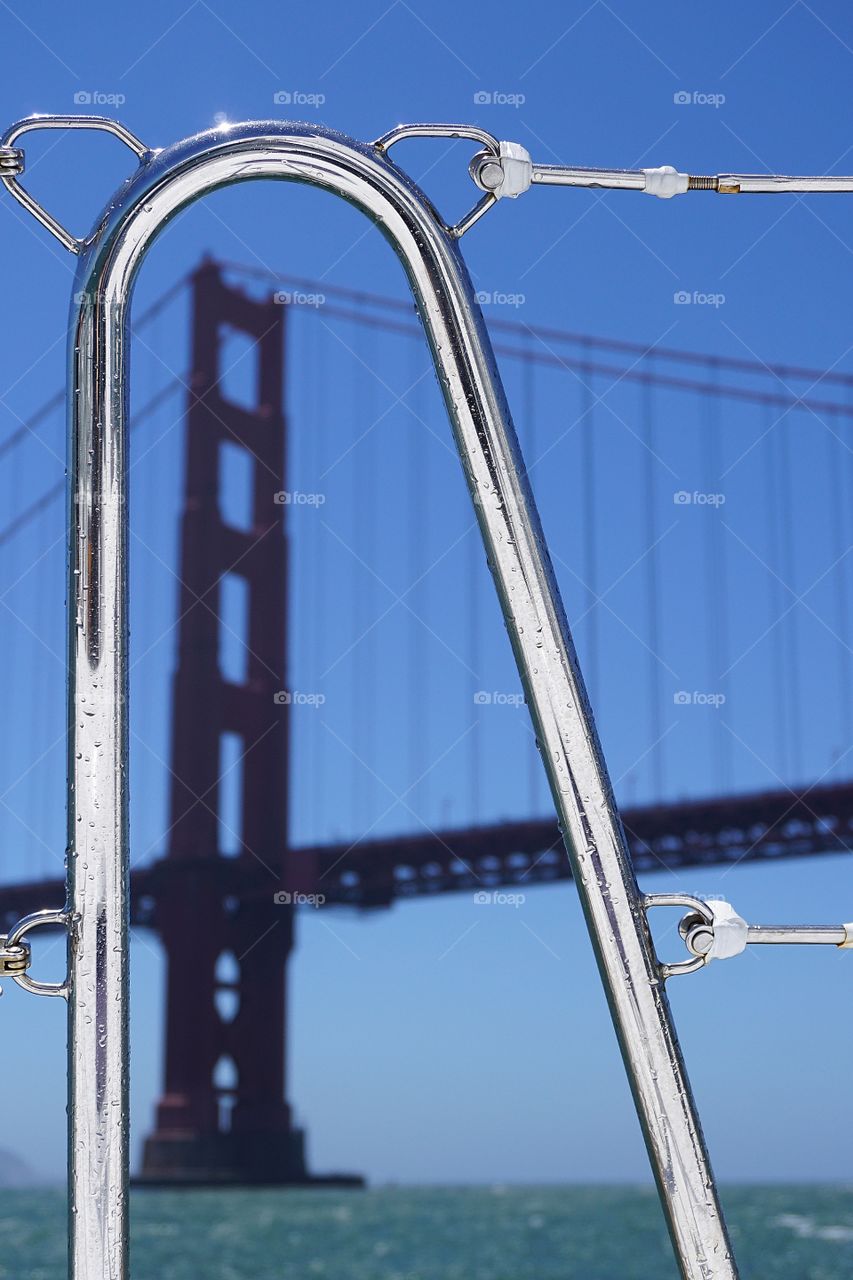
left=407, top=336, right=429, bottom=825
left=522, top=338, right=541, bottom=814
left=827, top=417, right=853, bottom=774
left=779, top=415, right=804, bottom=782
left=0, top=275, right=189, bottom=460
left=703, top=360, right=732, bottom=791
left=0, top=380, right=183, bottom=548
left=580, top=339, right=599, bottom=710
left=642, top=363, right=664, bottom=799
left=765, top=411, right=792, bottom=781
left=221, top=259, right=853, bottom=390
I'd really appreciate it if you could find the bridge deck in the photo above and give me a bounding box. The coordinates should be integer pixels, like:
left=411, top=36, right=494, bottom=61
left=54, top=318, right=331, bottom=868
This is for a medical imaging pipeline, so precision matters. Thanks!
left=1, top=781, right=850, bottom=927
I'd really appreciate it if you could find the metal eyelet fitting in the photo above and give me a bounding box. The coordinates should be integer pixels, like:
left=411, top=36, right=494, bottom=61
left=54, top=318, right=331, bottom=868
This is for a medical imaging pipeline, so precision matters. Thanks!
left=1, top=909, right=70, bottom=999
left=373, top=123, right=502, bottom=238
left=644, top=893, right=716, bottom=980
left=0, top=115, right=149, bottom=253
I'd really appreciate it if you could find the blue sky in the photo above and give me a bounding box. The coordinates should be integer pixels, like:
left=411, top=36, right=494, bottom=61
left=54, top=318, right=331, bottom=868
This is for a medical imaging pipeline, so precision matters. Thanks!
left=1, top=0, right=853, bottom=1193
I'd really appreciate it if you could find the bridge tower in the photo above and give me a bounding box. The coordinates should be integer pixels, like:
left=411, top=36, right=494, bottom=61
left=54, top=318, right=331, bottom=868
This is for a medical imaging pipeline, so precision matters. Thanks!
left=139, top=260, right=353, bottom=1185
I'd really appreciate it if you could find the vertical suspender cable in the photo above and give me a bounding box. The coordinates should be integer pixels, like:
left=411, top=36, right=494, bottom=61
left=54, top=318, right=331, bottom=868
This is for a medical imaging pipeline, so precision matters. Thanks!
left=778, top=411, right=803, bottom=782
left=350, top=315, right=361, bottom=833
left=0, top=459, right=7, bottom=884
left=12, top=460, right=32, bottom=873
left=828, top=408, right=853, bottom=772
left=523, top=336, right=541, bottom=813
left=580, top=338, right=598, bottom=709
left=314, top=318, right=329, bottom=840
left=11, top=447, right=30, bottom=883
left=407, top=338, right=429, bottom=824
left=33, top=504, right=49, bottom=876
left=298, top=310, right=316, bottom=840
left=766, top=410, right=791, bottom=780
left=361, top=323, right=377, bottom=829
left=642, top=361, right=664, bottom=800
left=467, top=510, right=481, bottom=823
left=702, top=359, right=731, bottom=791
left=845, top=384, right=853, bottom=775
left=133, top=307, right=154, bottom=862
left=5, top=455, right=20, bottom=882
left=343, top=305, right=378, bottom=833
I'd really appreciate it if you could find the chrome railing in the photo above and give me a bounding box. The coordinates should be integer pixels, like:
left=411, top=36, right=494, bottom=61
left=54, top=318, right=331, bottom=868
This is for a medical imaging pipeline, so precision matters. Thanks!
left=3, top=115, right=853, bottom=1280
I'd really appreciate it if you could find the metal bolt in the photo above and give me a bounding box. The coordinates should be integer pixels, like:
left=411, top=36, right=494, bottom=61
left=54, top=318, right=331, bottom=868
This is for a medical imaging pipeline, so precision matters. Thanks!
left=679, top=912, right=715, bottom=958
left=469, top=152, right=504, bottom=193
left=686, top=926, right=714, bottom=957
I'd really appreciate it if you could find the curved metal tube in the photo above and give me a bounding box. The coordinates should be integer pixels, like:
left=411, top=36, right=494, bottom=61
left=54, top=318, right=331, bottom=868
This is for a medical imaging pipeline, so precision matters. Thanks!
left=62, top=120, right=735, bottom=1279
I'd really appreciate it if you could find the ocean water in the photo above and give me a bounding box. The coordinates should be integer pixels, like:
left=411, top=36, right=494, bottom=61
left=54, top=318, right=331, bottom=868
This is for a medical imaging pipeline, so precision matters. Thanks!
left=0, top=1185, right=851, bottom=1279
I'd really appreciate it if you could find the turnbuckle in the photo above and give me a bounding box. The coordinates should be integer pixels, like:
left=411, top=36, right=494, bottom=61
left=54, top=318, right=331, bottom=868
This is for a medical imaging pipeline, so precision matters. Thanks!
left=645, top=893, right=853, bottom=980
left=0, top=909, right=70, bottom=999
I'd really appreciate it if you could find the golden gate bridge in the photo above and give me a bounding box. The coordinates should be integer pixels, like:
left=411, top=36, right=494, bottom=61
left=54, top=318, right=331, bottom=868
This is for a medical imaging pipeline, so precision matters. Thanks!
left=0, top=257, right=850, bottom=1183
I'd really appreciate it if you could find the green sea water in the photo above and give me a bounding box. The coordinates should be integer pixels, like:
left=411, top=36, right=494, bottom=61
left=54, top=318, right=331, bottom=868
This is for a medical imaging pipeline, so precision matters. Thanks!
left=0, top=1185, right=851, bottom=1279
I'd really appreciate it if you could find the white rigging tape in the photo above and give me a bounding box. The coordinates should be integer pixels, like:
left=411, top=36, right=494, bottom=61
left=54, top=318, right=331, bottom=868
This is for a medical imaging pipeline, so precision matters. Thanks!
left=494, top=141, right=532, bottom=198
left=642, top=165, right=690, bottom=198
left=704, top=900, right=749, bottom=962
